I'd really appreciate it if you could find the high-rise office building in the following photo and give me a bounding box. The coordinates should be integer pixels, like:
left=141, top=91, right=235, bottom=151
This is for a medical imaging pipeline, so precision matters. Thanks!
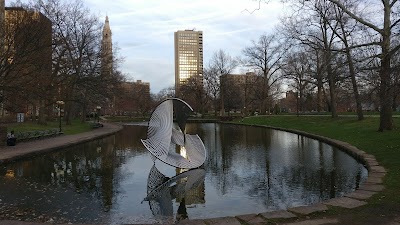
left=174, top=29, right=203, bottom=96
left=0, top=0, right=5, bottom=46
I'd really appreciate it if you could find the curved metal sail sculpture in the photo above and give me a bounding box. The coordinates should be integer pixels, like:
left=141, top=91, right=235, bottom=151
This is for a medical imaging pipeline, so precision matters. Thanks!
left=141, top=98, right=206, bottom=169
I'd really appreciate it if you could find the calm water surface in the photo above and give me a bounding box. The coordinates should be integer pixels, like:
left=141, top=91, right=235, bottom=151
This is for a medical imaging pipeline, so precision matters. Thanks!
left=0, top=123, right=368, bottom=224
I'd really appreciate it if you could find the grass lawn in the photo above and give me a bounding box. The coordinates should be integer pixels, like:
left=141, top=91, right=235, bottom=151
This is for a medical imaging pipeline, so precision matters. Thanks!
left=239, top=115, right=400, bottom=223
left=6, top=119, right=93, bottom=135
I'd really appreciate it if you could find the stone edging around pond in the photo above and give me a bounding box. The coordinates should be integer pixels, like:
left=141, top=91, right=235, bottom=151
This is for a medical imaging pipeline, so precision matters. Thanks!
left=214, top=123, right=385, bottom=225
left=0, top=122, right=385, bottom=225
left=136, top=122, right=386, bottom=225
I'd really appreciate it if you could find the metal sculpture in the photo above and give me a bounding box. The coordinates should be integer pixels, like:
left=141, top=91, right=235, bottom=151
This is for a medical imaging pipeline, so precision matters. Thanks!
left=141, top=98, right=206, bottom=169
left=142, top=165, right=206, bottom=222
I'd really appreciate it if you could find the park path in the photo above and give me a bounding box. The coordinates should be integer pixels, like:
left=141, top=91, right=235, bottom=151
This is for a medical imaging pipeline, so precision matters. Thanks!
left=0, top=122, right=123, bottom=163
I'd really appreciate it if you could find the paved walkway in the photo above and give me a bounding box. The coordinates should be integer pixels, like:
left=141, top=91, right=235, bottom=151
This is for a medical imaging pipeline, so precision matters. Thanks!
left=0, top=122, right=398, bottom=225
left=0, top=122, right=123, bottom=163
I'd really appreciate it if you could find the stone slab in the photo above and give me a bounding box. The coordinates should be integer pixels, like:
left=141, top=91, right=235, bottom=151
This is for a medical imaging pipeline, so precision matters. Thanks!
left=345, top=146, right=365, bottom=156
left=365, top=159, right=379, bottom=167
left=203, top=217, right=242, bottom=225
left=288, top=203, right=328, bottom=215
left=366, top=176, right=383, bottom=184
left=345, top=190, right=377, bottom=200
left=176, top=219, right=207, bottom=225
left=370, top=166, right=386, bottom=173
left=260, top=210, right=297, bottom=219
left=362, top=154, right=377, bottom=160
left=323, top=197, right=367, bottom=208
left=236, top=213, right=266, bottom=225
left=279, top=218, right=339, bottom=225
left=236, top=213, right=258, bottom=221
left=369, top=172, right=386, bottom=178
left=359, top=184, right=385, bottom=192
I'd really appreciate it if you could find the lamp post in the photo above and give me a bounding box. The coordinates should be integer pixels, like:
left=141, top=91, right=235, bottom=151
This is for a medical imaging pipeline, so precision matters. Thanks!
left=56, top=100, right=65, bottom=133
left=96, top=106, right=101, bottom=123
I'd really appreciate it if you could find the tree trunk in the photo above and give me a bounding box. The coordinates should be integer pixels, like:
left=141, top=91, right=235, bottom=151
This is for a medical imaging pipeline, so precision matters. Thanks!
left=214, top=99, right=218, bottom=116
left=325, top=50, right=337, bottom=118
left=81, top=102, right=86, bottom=123
left=32, top=105, right=36, bottom=121
left=323, top=31, right=337, bottom=117
left=37, top=100, right=47, bottom=125
left=220, top=78, right=225, bottom=116
left=65, top=102, right=72, bottom=125
left=261, top=98, right=267, bottom=115
left=317, top=73, right=323, bottom=112
left=379, top=4, right=394, bottom=131
left=322, top=88, right=330, bottom=112
left=393, top=93, right=399, bottom=111
left=344, top=42, right=364, bottom=120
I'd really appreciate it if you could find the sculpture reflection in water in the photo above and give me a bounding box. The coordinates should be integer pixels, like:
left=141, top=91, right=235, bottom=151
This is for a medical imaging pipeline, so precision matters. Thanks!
left=141, top=98, right=207, bottom=223
left=143, top=165, right=206, bottom=223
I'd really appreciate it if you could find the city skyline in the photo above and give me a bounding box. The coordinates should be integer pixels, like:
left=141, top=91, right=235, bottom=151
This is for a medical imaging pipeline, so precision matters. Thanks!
left=85, top=0, right=287, bottom=94
left=9, top=0, right=287, bottom=93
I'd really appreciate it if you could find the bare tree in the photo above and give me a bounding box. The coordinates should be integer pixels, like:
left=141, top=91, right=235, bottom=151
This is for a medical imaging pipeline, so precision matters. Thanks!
left=177, top=75, right=205, bottom=113
left=242, top=33, right=288, bottom=114
left=153, top=86, right=175, bottom=103
left=324, top=0, right=400, bottom=130
left=220, top=74, right=243, bottom=115
left=1, top=4, right=53, bottom=123
left=33, top=0, right=125, bottom=125
left=206, top=49, right=238, bottom=116
left=203, top=65, right=221, bottom=116
left=327, top=3, right=364, bottom=120
left=281, top=0, right=350, bottom=117
left=283, top=49, right=315, bottom=114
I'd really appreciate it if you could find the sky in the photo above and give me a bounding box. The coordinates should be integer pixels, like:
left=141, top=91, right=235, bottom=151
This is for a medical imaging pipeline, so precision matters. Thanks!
left=8, top=0, right=288, bottom=94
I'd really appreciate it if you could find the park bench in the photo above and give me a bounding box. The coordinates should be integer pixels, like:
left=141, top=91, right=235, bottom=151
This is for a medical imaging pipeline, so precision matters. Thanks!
left=91, top=122, right=104, bottom=129
left=14, top=128, right=61, bottom=142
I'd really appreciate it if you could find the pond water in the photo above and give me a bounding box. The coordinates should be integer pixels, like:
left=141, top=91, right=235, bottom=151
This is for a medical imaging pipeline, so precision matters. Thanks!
left=0, top=123, right=368, bottom=224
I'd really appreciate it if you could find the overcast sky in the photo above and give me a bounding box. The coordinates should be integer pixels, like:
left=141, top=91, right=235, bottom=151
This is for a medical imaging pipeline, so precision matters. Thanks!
left=10, top=0, right=288, bottom=94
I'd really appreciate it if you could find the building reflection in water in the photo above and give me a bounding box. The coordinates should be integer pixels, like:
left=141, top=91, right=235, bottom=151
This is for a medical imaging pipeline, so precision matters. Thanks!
left=143, top=164, right=205, bottom=224
left=0, top=123, right=367, bottom=224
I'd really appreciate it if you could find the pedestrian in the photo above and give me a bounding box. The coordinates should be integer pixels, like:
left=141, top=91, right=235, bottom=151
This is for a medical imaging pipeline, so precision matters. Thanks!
left=7, top=130, right=16, bottom=146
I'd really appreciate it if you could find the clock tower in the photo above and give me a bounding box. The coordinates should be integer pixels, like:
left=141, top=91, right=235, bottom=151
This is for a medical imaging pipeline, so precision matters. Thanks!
left=101, top=16, right=113, bottom=76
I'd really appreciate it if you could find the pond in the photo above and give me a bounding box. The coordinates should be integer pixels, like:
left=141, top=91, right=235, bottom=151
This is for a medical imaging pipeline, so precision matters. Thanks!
left=0, top=123, right=368, bottom=224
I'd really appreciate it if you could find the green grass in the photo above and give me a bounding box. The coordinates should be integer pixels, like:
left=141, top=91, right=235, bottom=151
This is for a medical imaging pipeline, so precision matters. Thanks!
left=239, top=115, right=400, bottom=217
left=6, top=119, right=93, bottom=135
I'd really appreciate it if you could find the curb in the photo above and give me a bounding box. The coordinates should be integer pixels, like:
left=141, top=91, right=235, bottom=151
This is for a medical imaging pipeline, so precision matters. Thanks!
left=0, top=122, right=385, bottom=225
left=220, top=123, right=385, bottom=225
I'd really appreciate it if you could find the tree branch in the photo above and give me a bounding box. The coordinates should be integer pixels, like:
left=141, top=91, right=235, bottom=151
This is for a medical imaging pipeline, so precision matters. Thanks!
left=328, top=0, right=382, bottom=33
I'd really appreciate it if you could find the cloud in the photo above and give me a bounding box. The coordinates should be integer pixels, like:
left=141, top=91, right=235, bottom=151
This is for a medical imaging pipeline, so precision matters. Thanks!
left=123, top=57, right=175, bottom=93
left=16, top=0, right=286, bottom=94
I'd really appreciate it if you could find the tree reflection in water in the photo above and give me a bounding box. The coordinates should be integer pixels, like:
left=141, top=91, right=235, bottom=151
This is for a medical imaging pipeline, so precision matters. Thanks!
left=0, top=124, right=367, bottom=224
